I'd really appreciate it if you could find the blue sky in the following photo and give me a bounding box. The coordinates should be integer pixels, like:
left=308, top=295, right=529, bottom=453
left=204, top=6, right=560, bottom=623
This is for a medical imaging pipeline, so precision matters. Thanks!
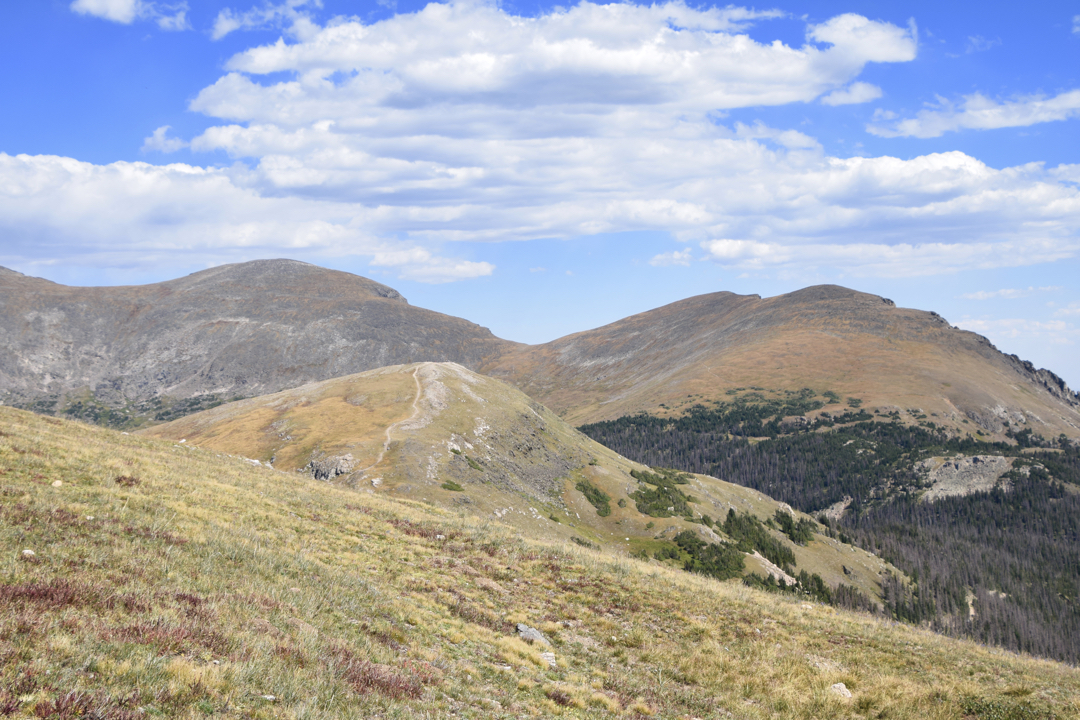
left=2, top=0, right=1079, bottom=388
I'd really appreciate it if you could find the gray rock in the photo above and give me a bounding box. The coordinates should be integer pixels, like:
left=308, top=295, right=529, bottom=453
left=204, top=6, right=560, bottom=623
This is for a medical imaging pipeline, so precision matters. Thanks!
left=306, top=453, right=356, bottom=481
left=516, top=623, right=551, bottom=646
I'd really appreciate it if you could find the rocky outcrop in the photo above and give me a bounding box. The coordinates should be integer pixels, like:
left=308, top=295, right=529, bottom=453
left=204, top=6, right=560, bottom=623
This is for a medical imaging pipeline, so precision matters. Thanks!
left=1006, top=355, right=1080, bottom=408
left=306, top=453, right=357, bottom=481
left=918, top=455, right=1015, bottom=502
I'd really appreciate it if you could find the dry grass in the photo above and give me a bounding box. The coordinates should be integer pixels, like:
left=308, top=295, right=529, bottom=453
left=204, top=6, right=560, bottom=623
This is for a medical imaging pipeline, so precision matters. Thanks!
left=1, top=406, right=1078, bottom=718
left=139, top=362, right=898, bottom=605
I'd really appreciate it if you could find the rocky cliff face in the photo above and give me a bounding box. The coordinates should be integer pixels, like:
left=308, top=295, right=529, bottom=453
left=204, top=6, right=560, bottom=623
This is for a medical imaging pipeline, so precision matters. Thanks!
left=0, top=259, right=516, bottom=414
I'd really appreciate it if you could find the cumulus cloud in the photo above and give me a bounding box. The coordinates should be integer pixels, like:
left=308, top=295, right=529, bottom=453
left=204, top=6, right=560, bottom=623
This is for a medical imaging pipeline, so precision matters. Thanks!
left=1074, top=15, right=1080, bottom=34
left=821, top=82, right=882, bottom=106
left=868, top=89, right=1080, bottom=138
left=211, top=0, right=321, bottom=41
left=8, top=3, right=1080, bottom=282
left=0, top=153, right=482, bottom=283
left=650, top=249, right=693, bottom=267
left=70, top=0, right=189, bottom=30
left=196, top=3, right=913, bottom=126
left=141, top=126, right=187, bottom=153
left=961, top=287, right=1060, bottom=300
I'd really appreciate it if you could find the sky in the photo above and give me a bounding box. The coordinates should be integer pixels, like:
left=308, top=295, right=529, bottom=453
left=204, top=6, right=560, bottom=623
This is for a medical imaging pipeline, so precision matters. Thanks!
left=1, top=0, right=1079, bottom=388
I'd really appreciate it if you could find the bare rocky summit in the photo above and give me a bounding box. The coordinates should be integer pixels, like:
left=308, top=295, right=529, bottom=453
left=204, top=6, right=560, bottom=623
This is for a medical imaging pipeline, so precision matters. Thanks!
left=0, top=259, right=515, bottom=417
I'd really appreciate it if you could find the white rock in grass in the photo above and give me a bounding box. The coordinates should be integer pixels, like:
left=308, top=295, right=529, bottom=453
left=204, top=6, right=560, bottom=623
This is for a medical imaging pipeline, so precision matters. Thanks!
left=830, top=682, right=853, bottom=699
left=21, top=549, right=36, bottom=558
left=516, top=623, right=551, bottom=646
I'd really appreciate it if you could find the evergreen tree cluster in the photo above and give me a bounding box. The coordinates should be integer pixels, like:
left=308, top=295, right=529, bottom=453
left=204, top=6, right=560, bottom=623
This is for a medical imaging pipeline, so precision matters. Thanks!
left=629, top=467, right=697, bottom=518
left=574, top=478, right=612, bottom=517
left=581, top=405, right=1080, bottom=663
left=672, top=530, right=746, bottom=581
left=772, top=509, right=815, bottom=545
left=721, top=508, right=796, bottom=573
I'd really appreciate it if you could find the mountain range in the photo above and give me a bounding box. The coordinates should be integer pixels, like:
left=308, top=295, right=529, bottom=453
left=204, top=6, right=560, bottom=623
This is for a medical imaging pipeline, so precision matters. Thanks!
left=3, top=259, right=1078, bottom=441
left=4, top=258, right=1080, bottom=666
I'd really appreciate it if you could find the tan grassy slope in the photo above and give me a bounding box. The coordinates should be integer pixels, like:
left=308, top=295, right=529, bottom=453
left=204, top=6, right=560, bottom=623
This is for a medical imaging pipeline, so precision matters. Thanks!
left=140, top=362, right=890, bottom=602
left=2, top=408, right=1079, bottom=719
left=484, top=285, right=1080, bottom=439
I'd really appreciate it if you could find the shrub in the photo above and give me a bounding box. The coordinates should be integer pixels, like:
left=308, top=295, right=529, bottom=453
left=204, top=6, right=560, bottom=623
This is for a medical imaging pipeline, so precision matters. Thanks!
left=575, top=479, right=611, bottom=517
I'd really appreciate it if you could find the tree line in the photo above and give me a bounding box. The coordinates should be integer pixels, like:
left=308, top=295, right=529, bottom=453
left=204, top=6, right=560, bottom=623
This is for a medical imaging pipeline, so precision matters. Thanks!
left=581, top=409, right=1080, bottom=663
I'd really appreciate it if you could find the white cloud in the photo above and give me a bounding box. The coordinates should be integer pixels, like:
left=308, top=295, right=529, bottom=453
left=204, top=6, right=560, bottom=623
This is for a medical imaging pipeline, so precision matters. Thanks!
left=0, top=153, right=483, bottom=283
left=141, top=126, right=187, bottom=153
left=650, top=249, right=693, bottom=266
left=956, top=318, right=1077, bottom=345
left=961, top=287, right=1060, bottom=300
left=198, top=3, right=912, bottom=125
left=70, top=0, right=189, bottom=30
left=965, top=35, right=1000, bottom=53
left=734, top=122, right=820, bottom=149
left=212, top=0, right=322, bottom=41
left=699, top=237, right=1079, bottom=277
left=821, top=81, right=882, bottom=106
left=1074, top=15, right=1080, bottom=34
left=1055, top=303, right=1080, bottom=317
left=369, top=247, right=493, bottom=282
left=155, top=6, right=189, bottom=31
left=869, top=89, right=1080, bottom=138
left=7, top=4, right=1080, bottom=283
left=71, top=0, right=144, bottom=23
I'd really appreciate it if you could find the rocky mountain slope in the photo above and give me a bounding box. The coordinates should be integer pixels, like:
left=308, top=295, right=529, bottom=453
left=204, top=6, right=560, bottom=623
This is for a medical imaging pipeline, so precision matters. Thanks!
left=141, top=362, right=889, bottom=602
left=4, top=261, right=1076, bottom=443
left=484, top=285, right=1080, bottom=438
left=0, top=260, right=516, bottom=424
left=5, top=406, right=1078, bottom=719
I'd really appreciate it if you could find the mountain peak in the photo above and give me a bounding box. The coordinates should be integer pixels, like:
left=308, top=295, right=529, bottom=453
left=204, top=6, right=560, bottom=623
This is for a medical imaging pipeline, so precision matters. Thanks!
left=165, top=259, right=408, bottom=303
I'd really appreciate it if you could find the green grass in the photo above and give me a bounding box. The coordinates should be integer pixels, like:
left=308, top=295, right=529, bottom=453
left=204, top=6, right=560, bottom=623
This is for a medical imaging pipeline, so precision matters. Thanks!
left=2, top=407, right=1079, bottom=719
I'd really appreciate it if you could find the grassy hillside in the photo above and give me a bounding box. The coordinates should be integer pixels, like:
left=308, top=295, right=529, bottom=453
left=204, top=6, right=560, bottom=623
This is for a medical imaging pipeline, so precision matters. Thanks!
left=2, top=407, right=1080, bottom=719
left=140, top=363, right=893, bottom=605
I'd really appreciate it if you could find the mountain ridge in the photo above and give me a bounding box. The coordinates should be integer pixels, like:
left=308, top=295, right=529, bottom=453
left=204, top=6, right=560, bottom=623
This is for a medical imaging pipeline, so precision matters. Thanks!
left=0, top=259, right=517, bottom=421
left=483, top=283, right=1080, bottom=436
left=2, top=259, right=1077, bottom=441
